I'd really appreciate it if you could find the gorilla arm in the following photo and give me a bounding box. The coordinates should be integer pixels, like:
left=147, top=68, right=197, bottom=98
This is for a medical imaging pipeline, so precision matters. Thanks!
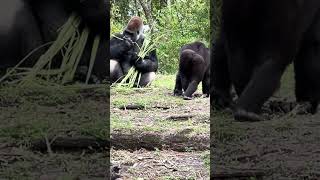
left=134, top=50, right=158, bottom=73
left=110, top=33, right=133, bottom=59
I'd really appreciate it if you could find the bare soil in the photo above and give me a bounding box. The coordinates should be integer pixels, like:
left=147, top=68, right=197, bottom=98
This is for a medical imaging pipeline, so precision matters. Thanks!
left=112, top=149, right=208, bottom=179
left=111, top=76, right=210, bottom=179
left=211, top=68, right=320, bottom=180
left=0, top=83, right=109, bottom=179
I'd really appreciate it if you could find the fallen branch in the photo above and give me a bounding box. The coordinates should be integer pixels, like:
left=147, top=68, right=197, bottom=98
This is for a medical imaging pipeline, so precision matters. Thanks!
left=119, top=104, right=170, bottom=110
left=211, top=169, right=266, bottom=179
left=166, top=114, right=194, bottom=121
left=111, top=131, right=209, bottom=152
left=119, top=104, right=145, bottom=110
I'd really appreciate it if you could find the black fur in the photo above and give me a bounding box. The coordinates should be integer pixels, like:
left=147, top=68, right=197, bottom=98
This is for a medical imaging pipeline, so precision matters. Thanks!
left=110, top=33, right=136, bottom=75
left=174, top=41, right=210, bottom=100
left=110, top=25, right=158, bottom=86
left=211, top=0, right=320, bottom=121
left=0, top=0, right=109, bottom=81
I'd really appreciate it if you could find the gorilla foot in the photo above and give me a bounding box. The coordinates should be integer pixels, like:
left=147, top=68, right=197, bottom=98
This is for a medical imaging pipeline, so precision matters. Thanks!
left=234, top=109, right=266, bottom=122
left=212, top=91, right=234, bottom=110
left=183, top=95, right=193, bottom=100
left=202, top=94, right=210, bottom=98
left=174, top=90, right=183, bottom=96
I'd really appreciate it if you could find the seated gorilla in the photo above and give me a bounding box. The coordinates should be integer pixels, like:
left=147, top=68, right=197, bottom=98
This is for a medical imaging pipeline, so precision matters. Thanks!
left=174, top=41, right=210, bottom=100
left=0, top=0, right=108, bottom=82
left=110, top=16, right=158, bottom=87
left=212, top=0, right=320, bottom=121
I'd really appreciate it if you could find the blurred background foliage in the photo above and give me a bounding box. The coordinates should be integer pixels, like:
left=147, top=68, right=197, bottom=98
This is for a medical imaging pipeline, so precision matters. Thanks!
left=110, top=0, right=210, bottom=74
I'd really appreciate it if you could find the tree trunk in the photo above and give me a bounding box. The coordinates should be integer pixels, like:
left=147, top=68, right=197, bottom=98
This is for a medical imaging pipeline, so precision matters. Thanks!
left=137, top=0, right=154, bottom=29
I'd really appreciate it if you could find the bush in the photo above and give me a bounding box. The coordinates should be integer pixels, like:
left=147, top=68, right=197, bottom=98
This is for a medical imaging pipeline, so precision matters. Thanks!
left=110, top=0, right=210, bottom=74
left=155, top=0, right=210, bottom=73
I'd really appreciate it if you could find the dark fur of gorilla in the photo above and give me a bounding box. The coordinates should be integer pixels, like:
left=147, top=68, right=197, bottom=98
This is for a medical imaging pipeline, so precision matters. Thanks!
left=0, top=0, right=108, bottom=82
left=174, top=41, right=210, bottom=100
left=110, top=16, right=158, bottom=87
left=212, top=0, right=320, bottom=121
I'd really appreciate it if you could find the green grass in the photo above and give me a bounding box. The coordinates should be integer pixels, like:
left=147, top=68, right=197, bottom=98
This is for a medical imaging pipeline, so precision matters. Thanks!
left=152, top=74, right=177, bottom=89
left=0, top=81, right=109, bottom=144
left=0, top=80, right=109, bottom=178
left=111, top=74, right=209, bottom=137
left=111, top=74, right=186, bottom=108
left=212, top=113, right=246, bottom=143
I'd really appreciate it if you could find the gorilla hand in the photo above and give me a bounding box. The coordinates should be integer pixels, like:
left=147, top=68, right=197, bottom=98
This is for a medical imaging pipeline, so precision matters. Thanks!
left=110, top=33, right=135, bottom=59
left=134, top=54, right=158, bottom=73
left=134, top=58, right=146, bottom=70
left=123, top=36, right=134, bottom=51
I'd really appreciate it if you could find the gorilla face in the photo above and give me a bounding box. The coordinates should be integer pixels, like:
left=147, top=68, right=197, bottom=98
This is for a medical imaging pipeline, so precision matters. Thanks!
left=123, top=16, right=144, bottom=42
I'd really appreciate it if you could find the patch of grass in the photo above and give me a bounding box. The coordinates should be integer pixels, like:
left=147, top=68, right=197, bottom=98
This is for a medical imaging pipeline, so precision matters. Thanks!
left=110, top=115, right=135, bottom=131
left=152, top=74, right=203, bottom=92
left=211, top=111, right=245, bottom=143
left=144, top=118, right=208, bottom=134
left=0, top=82, right=108, bottom=144
left=111, top=113, right=209, bottom=136
left=111, top=86, right=135, bottom=95
left=152, top=74, right=176, bottom=90
left=201, top=151, right=210, bottom=169
left=111, top=88, right=185, bottom=109
left=111, top=73, right=209, bottom=137
left=0, top=152, right=108, bottom=179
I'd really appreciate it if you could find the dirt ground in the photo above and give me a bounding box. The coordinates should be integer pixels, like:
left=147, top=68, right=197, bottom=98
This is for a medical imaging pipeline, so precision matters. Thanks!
left=211, top=66, right=320, bottom=179
left=0, top=81, right=109, bottom=179
left=111, top=75, right=210, bottom=179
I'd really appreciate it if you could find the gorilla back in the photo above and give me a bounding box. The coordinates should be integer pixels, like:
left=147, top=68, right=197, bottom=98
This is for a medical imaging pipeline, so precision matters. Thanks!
left=212, top=0, right=320, bottom=121
left=174, top=41, right=210, bottom=100
left=0, top=0, right=43, bottom=73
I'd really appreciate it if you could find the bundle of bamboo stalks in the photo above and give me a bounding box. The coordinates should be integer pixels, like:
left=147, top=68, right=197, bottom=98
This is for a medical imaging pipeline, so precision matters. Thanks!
left=114, top=27, right=164, bottom=88
left=0, top=13, right=101, bottom=85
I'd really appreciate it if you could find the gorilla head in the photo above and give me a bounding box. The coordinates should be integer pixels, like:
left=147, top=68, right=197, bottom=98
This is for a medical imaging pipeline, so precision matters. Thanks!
left=123, top=16, right=144, bottom=42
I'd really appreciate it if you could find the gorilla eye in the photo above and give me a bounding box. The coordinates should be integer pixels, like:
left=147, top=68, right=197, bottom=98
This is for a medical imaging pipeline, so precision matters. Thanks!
left=137, top=31, right=140, bottom=34
left=125, top=31, right=134, bottom=36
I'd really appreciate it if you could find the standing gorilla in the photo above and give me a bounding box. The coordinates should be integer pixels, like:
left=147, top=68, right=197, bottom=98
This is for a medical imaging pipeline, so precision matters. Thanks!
left=0, top=0, right=108, bottom=82
left=212, top=0, right=320, bottom=121
left=110, top=16, right=158, bottom=87
left=174, top=41, right=210, bottom=100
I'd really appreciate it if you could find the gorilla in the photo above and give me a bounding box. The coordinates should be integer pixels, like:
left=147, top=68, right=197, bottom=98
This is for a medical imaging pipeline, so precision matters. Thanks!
left=212, top=0, right=320, bottom=121
left=0, top=0, right=108, bottom=82
left=110, top=16, right=158, bottom=87
left=174, top=41, right=210, bottom=100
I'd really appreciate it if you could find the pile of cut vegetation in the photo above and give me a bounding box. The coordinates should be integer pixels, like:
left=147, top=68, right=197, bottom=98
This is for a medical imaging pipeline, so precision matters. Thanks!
left=0, top=13, right=101, bottom=85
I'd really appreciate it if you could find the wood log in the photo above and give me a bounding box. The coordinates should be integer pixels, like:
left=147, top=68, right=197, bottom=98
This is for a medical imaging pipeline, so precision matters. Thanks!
left=111, top=131, right=209, bottom=152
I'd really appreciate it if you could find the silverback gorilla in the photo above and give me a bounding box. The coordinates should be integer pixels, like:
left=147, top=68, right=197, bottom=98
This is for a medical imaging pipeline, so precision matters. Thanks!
left=174, top=41, right=210, bottom=100
left=0, top=0, right=108, bottom=82
left=110, top=16, right=158, bottom=87
left=212, top=0, right=320, bottom=121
